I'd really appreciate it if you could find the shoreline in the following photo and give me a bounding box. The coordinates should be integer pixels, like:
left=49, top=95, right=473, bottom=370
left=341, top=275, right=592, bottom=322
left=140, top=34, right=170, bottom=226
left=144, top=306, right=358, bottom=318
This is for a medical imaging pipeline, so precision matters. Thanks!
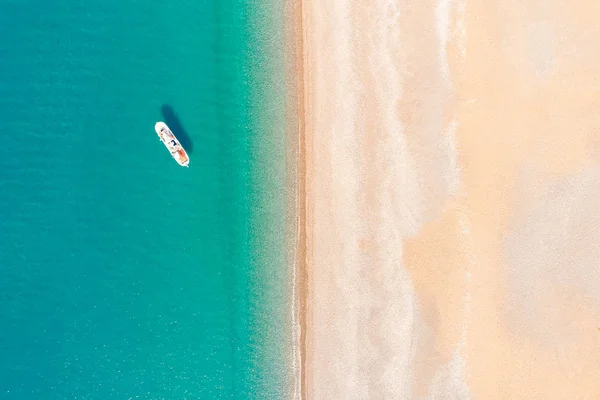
left=284, top=0, right=307, bottom=395
left=293, top=0, right=307, bottom=395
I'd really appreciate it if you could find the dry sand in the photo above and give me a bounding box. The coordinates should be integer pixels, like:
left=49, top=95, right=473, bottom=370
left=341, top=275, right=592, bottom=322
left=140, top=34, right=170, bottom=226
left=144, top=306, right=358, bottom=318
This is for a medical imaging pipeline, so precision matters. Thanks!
left=300, top=0, right=600, bottom=398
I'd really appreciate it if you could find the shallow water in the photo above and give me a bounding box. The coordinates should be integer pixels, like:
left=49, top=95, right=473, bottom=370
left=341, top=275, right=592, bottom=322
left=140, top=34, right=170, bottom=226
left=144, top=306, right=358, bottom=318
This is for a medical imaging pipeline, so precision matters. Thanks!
left=0, top=1, right=291, bottom=398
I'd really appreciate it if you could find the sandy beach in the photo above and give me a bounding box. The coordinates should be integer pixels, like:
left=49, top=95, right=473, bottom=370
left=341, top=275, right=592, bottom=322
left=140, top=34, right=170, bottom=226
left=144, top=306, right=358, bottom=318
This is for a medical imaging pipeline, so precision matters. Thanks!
left=300, top=0, right=600, bottom=398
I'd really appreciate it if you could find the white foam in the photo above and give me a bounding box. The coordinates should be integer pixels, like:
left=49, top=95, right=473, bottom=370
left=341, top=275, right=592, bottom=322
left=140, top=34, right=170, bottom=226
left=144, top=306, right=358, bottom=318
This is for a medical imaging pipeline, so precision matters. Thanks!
left=437, top=0, right=468, bottom=81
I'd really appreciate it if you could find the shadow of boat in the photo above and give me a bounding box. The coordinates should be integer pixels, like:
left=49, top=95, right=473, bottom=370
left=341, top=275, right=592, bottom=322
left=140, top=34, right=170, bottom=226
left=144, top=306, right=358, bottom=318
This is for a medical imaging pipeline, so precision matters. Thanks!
left=160, top=104, right=193, bottom=154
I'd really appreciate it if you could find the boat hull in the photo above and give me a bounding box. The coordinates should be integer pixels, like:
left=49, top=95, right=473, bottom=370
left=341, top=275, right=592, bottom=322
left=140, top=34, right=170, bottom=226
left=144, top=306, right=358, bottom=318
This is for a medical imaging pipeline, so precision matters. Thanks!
left=154, top=122, right=189, bottom=167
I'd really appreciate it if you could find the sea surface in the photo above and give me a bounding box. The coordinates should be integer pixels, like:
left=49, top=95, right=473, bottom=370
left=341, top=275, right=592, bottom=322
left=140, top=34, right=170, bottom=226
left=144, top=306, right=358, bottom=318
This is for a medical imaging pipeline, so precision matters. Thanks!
left=0, top=0, right=292, bottom=398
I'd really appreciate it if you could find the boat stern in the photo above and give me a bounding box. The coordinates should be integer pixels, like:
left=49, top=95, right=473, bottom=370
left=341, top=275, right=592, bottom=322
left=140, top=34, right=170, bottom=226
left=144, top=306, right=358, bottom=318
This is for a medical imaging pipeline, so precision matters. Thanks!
left=175, top=149, right=190, bottom=167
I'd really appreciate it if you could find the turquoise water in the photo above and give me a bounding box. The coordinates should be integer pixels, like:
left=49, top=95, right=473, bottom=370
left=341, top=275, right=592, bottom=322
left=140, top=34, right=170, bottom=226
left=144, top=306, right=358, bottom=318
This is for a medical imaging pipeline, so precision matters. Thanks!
left=0, top=1, right=292, bottom=398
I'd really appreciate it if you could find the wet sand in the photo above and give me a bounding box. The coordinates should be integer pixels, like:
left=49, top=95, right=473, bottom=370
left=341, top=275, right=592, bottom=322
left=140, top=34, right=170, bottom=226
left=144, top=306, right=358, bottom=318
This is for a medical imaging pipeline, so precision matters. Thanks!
left=301, top=0, right=600, bottom=398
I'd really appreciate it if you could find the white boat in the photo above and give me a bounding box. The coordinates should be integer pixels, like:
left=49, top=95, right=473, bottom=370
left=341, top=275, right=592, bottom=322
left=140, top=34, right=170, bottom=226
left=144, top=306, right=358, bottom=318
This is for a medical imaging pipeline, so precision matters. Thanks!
left=154, top=122, right=189, bottom=167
